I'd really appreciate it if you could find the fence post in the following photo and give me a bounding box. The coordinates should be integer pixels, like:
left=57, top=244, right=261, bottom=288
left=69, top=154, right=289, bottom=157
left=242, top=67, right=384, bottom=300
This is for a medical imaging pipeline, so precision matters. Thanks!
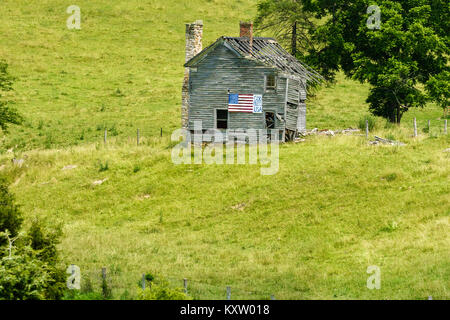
left=142, top=273, right=146, bottom=290
left=160, top=128, right=163, bottom=138
left=365, top=119, right=369, bottom=139
left=445, top=119, right=447, bottom=134
left=226, top=286, right=231, bottom=300
left=183, top=278, right=188, bottom=294
left=137, top=129, right=140, bottom=145
left=413, top=118, right=417, bottom=137
left=101, top=267, right=107, bottom=298
left=104, top=129, right=107, bottom=144
left=428, top=120, right=431, bottom=133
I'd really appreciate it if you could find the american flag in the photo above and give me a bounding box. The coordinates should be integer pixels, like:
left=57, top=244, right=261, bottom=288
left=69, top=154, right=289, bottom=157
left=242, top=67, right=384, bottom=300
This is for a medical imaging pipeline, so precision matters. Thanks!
left=228, top=94, right=255, bottom=113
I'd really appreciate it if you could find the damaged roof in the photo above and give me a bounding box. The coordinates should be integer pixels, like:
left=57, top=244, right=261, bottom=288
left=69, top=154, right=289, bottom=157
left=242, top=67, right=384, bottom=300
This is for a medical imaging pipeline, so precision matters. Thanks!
left=184, top=36, right=323, bottom=84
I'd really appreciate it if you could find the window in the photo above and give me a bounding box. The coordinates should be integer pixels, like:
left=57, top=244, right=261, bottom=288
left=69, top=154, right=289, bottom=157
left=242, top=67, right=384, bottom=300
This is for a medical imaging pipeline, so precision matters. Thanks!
left=265, top=112, right=275, bottom=129
left=265, top=74, right=276, bottom=91
left=216, top=109, right=228, bottom=129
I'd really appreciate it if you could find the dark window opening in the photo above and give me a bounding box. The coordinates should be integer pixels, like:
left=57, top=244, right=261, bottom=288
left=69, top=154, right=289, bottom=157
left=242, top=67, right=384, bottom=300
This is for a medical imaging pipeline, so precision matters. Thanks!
left=265, top=75, right=276, bottom=90
left=216, top=109, right=228, bottom=129
left=265, top=112, right=275, bottom=129
left=287, top=102, right=298, bottom=110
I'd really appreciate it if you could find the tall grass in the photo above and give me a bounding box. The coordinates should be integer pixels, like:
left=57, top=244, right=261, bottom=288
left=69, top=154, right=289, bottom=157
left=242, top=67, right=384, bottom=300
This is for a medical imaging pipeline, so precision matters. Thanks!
left=0, top=0, right=448, bottom=300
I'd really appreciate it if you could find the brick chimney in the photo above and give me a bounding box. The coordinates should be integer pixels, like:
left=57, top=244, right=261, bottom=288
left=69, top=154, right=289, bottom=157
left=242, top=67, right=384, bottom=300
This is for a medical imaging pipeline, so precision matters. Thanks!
left=240, top=21, right=253, bottom=52
left=182, top=20, right=203, bottom=129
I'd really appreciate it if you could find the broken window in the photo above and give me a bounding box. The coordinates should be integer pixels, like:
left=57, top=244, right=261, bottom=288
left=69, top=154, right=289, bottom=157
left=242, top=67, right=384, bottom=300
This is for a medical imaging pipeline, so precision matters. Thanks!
left=216, top=109, right=228, bottom=129
left=265, top=75, right=276, bottom=91
left=265, top=111, right=275, bottom=129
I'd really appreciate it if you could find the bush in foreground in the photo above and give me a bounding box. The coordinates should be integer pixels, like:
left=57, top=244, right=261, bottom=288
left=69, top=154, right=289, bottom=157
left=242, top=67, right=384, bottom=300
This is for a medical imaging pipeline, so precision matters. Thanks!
left=0, top=177, right=65, bottom=300
left=136, top=272, right=192, bottom=300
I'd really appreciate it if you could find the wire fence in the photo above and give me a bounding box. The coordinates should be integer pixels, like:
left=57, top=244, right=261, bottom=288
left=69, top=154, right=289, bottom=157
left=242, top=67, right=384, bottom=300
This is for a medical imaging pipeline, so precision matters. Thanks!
left=74, top=267, right=279, bottom=300
left=98, top=117, right=448, bottom=146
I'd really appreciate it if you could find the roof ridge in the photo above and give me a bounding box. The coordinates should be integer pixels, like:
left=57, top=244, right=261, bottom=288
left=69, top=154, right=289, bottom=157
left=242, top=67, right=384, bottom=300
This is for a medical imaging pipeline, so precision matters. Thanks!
left=185, top=36, right=323, bottom=85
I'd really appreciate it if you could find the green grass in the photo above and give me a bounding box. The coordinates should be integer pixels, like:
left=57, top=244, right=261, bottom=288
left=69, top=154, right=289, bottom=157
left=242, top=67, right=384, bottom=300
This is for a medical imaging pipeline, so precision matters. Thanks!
left=0, top=0, right=449, bottom=299
left=0, top=0, right=255, bottom=150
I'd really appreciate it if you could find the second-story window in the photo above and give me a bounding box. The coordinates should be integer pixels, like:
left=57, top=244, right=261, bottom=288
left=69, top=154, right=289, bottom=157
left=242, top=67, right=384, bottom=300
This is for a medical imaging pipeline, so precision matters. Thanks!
left=265, top=74, right=276, bottom=91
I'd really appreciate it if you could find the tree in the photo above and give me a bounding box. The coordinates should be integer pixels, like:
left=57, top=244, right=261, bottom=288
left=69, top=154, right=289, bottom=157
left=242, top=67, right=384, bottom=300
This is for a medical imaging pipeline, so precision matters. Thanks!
left=0, top=176, right=22, bottom=248
left=0, top=246, right=53, bottom=300
left=426, top=70, right=450, bottom=117
left=300, top=0, right=449, bottom=123
left=0, top=60, right=22, bottom=132
left=255, top=0, right=316, bottom=57
left=0, top=178, right=65, bottom=300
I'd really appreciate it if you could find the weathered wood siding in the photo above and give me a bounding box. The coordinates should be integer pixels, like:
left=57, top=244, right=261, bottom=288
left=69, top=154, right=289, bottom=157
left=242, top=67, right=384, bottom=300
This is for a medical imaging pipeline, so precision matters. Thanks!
left=297, top=102, right=306, bottom=132
left=299, top=81, right=307, bottom=101
left=188, top=44, right=287, bottom=131
left=287, top=78, right=300, bottom=104
left=286, top=103, right=298, bottom=131
left=285, top=78, right=307, bottom=132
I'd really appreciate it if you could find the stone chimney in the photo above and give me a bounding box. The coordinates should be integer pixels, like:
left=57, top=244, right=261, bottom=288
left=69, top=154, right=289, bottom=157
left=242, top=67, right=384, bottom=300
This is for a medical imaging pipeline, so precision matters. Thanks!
left=240, top=21, right=253, bottom=52
left=182, top=20, right=203, bottom=129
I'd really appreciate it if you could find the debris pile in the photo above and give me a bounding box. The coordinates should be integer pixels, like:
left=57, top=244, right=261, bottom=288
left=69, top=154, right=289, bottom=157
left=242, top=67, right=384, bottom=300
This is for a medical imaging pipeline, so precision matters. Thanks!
left=62, top=165, right=77, bottom=170
left=92, top=178, right=108, bottom=186
left=369, top=136, right=406, bottom=146
left=299, top=128, right=360, bottom=137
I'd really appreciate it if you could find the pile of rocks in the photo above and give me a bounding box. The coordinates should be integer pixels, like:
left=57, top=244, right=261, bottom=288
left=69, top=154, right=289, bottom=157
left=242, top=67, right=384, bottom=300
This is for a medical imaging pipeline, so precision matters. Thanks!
left=369, top=136, right=406, bottom=146
left=299, top=127, right=360, bottom=137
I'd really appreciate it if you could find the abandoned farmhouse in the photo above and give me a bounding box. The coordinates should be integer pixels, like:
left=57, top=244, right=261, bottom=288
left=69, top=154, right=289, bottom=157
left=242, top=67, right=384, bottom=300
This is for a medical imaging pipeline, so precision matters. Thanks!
left=182, top=21, right=322, bottom=142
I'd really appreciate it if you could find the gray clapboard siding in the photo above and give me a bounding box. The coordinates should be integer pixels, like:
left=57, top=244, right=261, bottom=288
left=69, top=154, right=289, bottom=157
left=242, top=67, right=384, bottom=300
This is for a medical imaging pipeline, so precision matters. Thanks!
left=297, top=103, right=306, bottom=132
left=187, top=42, right=306, bottom=138
left=188, top=44, right=288, bottom=130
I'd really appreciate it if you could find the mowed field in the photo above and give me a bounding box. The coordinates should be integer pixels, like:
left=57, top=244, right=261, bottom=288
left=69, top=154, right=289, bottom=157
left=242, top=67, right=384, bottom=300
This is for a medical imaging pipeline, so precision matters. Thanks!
left=0, top=0, right=449, bottom=299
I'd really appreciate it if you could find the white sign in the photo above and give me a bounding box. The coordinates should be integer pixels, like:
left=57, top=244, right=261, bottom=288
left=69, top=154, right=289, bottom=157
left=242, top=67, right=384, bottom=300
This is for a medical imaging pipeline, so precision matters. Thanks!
left=253, top=94, right=262, bottom=113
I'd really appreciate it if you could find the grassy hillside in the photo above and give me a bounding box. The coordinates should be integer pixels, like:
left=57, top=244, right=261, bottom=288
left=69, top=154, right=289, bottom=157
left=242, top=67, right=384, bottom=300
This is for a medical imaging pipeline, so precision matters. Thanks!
left=0, top=0, right=448, bottom=299
left=0, top=0, right=255, bottom=150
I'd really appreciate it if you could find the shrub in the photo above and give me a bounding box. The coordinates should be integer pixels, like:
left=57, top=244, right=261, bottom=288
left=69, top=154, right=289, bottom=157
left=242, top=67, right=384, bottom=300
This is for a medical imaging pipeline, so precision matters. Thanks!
left=0, top=176, right=22, bottom=248
left=358, top=115, right=376, bottom=131
left=0, top=179, right=65, bottom=300
left=136, top=273, right=191, bottom=300
left=0, top=60, right=23, bottom=132
left=98, top=160, right=109, bottom=172
left=137, top=285, right=191, bottom=300
left=382, top=173, right=397, bottom=182
left=26, top=219, right=66, bottom=299
left=27, top=218, right=62, bottom=264
left=63, top=290, right=105, bottom=300
left=0, top=246, right=53, bottom=300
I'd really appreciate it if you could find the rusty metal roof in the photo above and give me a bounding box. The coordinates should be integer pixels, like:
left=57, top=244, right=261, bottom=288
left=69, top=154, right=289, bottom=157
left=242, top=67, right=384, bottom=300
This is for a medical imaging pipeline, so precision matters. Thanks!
left=185, top=36, right=323, bottom=84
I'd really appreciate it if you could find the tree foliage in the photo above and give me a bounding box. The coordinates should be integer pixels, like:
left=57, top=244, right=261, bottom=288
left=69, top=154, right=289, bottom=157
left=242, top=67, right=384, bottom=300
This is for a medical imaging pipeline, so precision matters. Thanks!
left=0, top=177, right=22, bottom=247
left=136, top=272, right=192, bottom=300
left=255, top=0, right=316, bottom=56
left=0, top=246, right=54, bottom=300
left=305, top=0, right=449, bottom=123
left=0, top=178, right=65, bottom=300
left=256, top=0, right=449, bottom=123
left=0, top=60, right=22, bottom=132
